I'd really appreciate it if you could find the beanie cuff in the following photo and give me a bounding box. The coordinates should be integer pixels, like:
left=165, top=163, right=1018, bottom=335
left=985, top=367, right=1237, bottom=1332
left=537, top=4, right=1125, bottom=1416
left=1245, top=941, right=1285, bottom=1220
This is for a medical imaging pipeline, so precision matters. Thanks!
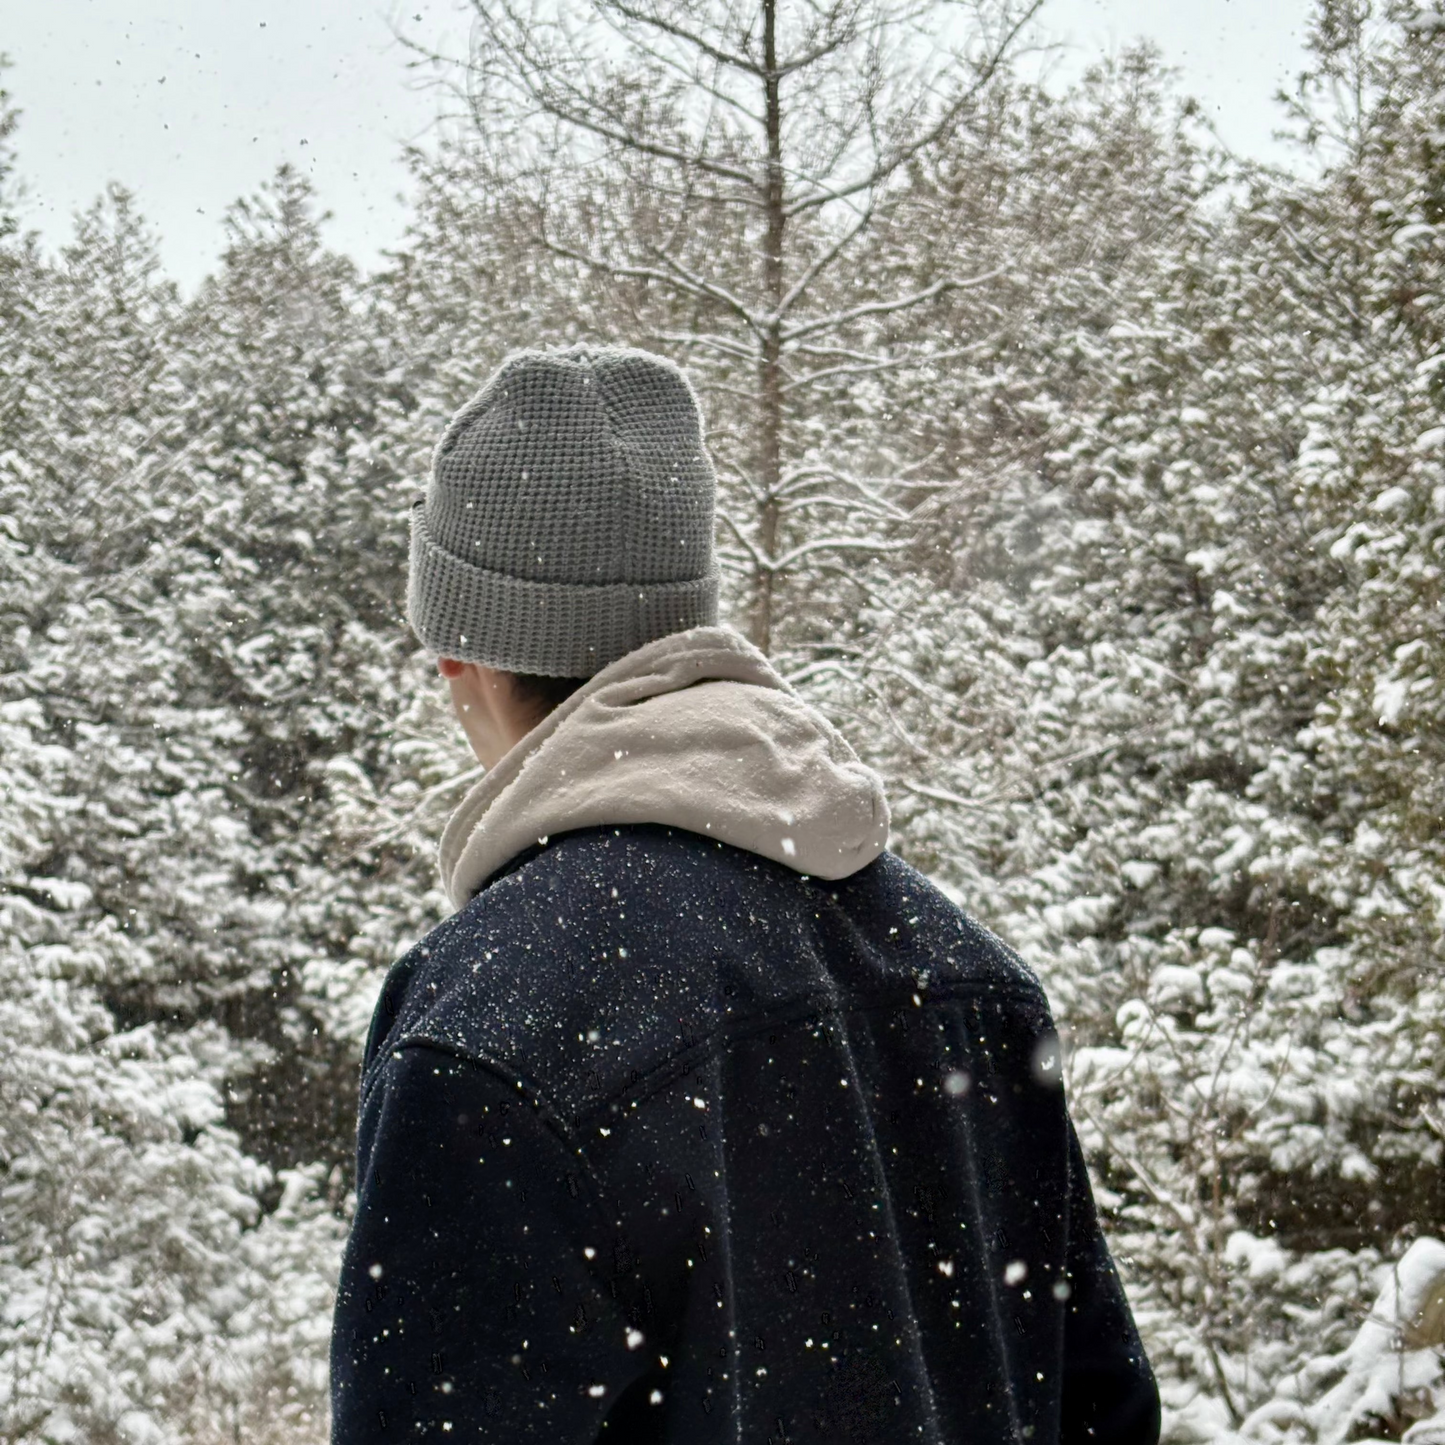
left=407, top=502, right=720, bottom=676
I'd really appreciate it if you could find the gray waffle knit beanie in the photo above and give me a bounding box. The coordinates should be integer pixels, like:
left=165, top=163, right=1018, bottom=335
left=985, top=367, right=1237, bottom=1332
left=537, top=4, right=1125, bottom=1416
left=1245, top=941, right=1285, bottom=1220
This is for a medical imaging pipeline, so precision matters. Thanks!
left=407, top=345, right=720, bottom=677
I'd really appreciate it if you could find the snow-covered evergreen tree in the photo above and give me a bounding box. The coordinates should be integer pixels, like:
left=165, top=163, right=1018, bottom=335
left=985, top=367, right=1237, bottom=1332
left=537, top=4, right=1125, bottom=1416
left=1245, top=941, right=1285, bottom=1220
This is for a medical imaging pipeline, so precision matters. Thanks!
left=5, top=5, right=1445, bottom=1438
left=0, top=157, right=343, bottom=1443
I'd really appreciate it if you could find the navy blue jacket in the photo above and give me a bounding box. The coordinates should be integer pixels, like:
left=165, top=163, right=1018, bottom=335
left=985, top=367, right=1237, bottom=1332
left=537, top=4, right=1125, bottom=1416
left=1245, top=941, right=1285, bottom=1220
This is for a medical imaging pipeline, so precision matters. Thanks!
left=331, top=823, right=1159, bottom=1443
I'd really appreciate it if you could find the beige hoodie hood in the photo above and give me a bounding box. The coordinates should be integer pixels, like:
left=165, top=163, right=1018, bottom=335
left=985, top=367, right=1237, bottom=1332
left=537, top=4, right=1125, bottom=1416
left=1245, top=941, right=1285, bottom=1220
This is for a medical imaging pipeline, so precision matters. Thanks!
left=438, top=625, right=891, bottom=911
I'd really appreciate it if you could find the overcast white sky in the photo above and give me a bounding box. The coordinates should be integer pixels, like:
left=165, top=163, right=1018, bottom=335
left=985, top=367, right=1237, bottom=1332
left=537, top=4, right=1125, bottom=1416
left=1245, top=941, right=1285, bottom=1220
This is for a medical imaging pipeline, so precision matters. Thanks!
left=1, top=0, right=1312, bottom=291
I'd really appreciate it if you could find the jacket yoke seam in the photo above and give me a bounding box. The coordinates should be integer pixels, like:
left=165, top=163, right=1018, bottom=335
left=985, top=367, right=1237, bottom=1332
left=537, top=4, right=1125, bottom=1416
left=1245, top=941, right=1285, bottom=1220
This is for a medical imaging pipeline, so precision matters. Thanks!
left=581, top=977, right=1049, bottom=1123
left=385, top=977, right=1046, bottom=1133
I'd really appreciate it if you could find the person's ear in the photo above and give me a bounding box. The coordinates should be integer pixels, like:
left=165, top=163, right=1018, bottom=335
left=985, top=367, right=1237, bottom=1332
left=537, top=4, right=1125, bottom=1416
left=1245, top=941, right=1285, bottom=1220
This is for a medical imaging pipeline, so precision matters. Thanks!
left=438, top=657, right=466, bottom=680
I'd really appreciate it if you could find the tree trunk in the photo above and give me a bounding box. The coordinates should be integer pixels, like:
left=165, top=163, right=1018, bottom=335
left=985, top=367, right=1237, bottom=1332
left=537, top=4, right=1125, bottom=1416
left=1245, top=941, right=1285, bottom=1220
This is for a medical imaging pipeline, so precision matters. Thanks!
left=752, top=0, right=786, bottom=656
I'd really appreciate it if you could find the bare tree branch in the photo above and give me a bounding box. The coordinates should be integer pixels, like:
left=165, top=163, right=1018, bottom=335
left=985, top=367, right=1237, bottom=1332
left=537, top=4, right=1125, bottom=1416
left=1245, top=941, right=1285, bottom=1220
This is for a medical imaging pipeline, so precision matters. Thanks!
left=537, top=225, right=765, bottom=326
left=599, top=0, right=764, bottom=75
left=783, top=0, right=1046, bottom=217
left=780, top=268, right=1005, bottom=342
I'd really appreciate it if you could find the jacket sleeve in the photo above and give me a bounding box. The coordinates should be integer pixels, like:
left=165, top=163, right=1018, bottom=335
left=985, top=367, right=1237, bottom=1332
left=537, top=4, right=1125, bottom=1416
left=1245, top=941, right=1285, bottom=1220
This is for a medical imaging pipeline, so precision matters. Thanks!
left=1060, top=1119, right=1162, bottom=1445
left=330, top=1043, right=648, bottom=1443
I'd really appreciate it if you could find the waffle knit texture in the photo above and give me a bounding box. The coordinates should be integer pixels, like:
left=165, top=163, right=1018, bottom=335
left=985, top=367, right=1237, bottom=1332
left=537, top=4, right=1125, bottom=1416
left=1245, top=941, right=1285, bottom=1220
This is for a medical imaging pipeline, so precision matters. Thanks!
left=407, top=346, right=720, bottom=677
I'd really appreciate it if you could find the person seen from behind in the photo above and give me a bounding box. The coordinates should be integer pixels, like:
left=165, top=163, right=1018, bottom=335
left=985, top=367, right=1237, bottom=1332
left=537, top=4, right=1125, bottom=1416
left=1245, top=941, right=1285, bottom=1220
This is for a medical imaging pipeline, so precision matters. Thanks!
left=329, top=345, right=1161, bottom=1443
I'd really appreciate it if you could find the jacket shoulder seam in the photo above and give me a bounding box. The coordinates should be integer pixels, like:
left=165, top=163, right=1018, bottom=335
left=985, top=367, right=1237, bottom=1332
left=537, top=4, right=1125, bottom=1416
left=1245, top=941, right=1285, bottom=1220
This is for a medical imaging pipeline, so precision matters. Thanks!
left=358, top=1037, right=644, bottom=1291
left=358, top=1035, right=562, bottom=1129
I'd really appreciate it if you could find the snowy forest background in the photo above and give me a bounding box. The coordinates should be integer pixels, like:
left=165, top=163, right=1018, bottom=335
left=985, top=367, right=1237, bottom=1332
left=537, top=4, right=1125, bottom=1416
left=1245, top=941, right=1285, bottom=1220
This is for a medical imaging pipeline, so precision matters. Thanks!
left=3, top=0, right=1445, bottom=1438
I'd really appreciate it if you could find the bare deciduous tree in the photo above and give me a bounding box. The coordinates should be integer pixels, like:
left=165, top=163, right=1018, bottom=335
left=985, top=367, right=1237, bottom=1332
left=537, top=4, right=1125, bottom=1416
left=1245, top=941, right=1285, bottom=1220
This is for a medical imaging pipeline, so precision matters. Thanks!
left=436, top=0, right=1041, bottom=652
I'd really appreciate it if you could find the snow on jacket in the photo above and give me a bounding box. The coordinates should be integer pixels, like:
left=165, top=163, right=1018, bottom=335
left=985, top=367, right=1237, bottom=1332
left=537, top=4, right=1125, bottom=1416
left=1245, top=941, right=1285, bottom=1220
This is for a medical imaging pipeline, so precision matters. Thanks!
left=330, top=627, right=1160, bottom=1444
